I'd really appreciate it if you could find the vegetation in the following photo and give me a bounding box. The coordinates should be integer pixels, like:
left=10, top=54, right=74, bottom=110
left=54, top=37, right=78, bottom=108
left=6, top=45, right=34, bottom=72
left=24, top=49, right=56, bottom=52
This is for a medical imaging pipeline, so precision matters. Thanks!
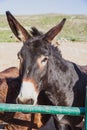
left=0, top=14, right=87, bottom=42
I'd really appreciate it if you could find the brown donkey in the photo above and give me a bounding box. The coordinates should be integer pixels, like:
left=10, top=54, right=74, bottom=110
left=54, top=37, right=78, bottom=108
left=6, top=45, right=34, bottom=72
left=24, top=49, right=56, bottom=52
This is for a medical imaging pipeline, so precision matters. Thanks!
left=0, top=67, right=46, bottom=130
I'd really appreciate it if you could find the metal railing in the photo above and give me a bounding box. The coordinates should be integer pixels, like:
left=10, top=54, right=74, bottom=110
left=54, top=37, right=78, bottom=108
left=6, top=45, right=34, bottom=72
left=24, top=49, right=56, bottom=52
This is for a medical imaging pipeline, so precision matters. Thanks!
left=0, top=87, right=87, bottom=129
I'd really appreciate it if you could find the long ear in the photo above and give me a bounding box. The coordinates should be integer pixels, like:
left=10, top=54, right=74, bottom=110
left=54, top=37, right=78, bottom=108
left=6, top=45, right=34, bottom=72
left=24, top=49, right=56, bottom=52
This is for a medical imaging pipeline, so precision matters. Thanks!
left=43, top=18, right=66, bottom=42
left=6, top=11, right=31, bottom=42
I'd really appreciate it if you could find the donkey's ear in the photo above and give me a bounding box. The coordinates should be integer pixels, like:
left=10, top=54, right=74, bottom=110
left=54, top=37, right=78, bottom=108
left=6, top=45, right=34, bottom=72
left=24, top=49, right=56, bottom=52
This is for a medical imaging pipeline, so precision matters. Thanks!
left=43, top=18, right=66, bottom=42
left=6, top=11, right=31, bottom=42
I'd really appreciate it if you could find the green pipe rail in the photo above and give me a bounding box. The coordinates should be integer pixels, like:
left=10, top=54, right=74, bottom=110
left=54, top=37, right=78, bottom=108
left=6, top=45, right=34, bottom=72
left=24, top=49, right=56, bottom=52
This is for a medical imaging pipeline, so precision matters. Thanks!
left=0, top=86, right=87, bottom=129
left=0, top=103, right=85, bottom=115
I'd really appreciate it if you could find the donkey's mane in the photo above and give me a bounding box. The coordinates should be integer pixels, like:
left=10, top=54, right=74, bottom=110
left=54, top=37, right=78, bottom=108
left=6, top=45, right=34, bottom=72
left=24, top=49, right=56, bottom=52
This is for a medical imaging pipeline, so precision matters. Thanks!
left=30, top=27, right=62, bottom=57
left=51, top=45, right=62, bottom=58
left=50, top=45, right=68, bottom=73
left=30, top=27, right=43, bottom=36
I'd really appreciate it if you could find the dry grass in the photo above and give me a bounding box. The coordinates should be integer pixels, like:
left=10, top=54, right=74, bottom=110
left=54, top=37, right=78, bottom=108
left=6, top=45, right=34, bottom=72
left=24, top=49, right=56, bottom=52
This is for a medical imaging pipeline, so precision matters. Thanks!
left=0, top=14, right=87, bottom=42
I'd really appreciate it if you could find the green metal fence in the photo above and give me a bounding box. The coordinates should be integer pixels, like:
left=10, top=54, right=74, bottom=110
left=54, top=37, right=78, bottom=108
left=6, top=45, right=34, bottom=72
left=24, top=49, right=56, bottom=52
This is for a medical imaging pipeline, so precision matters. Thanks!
left=0, top=103, right=85, bottom=115
left=0, top=104, right=86, bottom=129
left=0, top=87, right=87, bottom=129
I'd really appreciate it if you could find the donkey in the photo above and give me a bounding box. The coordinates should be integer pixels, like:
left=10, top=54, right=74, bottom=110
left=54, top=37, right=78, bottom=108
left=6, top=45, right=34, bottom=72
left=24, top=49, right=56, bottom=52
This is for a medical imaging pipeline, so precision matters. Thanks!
left=0, top=67, right=19, bottom=79
left=6, top=11, right=87, bottom=130
left=0, top=67, right=49, bottom=130
left=0, top=67, right=31, bottom=130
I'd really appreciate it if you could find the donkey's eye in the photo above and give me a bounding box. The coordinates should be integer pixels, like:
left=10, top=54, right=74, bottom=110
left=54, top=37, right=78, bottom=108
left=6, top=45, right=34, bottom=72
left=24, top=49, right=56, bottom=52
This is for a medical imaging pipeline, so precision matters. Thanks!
left=41, top=57, right=48, bottom=63
left=41, top=56, right=48, bottom=66
left=37, top=55, right=48, bottom=68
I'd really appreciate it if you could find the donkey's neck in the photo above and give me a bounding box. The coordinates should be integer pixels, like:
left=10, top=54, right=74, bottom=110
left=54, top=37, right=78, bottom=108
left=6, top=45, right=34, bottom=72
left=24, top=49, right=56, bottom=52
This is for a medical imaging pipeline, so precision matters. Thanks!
left=45, top=47, right=79, bottom=106
left=47, top=46, right=79, bottom=88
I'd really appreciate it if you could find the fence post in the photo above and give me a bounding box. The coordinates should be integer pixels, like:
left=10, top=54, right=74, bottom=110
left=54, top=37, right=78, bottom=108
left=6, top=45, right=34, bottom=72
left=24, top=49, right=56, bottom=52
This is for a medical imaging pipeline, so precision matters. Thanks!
left=85, top=86, right=87, bottom=130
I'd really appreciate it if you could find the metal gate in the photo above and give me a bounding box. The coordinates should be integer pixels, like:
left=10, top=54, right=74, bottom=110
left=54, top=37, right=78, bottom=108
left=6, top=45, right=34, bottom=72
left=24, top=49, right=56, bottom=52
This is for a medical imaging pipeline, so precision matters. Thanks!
left=0, top=87, right=87, bottom=130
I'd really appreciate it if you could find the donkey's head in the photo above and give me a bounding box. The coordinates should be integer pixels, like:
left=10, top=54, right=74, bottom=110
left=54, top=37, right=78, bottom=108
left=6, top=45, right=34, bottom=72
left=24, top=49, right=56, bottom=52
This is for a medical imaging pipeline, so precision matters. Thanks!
left=6, top=11, right=66, bottom=105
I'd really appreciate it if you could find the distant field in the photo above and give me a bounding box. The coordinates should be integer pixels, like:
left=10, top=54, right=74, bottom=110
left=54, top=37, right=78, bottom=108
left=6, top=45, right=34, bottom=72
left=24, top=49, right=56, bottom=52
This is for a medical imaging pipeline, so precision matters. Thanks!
left=0, top=14, right=87, bottom=42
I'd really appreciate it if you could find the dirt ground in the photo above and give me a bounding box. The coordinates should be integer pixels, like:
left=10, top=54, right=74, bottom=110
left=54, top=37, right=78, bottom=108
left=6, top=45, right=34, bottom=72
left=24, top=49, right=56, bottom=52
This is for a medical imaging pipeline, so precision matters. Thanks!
left=0, top=41, right=87, bottom=72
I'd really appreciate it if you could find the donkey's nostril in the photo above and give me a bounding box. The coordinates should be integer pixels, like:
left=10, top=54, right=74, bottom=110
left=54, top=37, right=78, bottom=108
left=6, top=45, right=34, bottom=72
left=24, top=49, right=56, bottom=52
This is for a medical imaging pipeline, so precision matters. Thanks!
left=16, top=97, right=23, bottom=104
left=16, top=97, right=34, bottom=105
left=27, top=99, right=34, bottom=105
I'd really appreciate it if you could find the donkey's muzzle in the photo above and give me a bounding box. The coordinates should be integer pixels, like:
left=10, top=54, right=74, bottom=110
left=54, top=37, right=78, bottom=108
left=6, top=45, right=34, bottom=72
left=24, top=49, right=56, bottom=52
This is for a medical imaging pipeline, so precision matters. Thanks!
left=16, top=79, right=38, bottom=105
left=16, top=97, right=34, bottom=105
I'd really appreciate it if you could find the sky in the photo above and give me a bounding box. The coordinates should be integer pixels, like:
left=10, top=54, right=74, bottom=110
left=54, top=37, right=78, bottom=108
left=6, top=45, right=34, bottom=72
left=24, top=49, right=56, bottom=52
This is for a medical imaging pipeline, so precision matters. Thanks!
left=0, top=0, right=87, bottom=15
